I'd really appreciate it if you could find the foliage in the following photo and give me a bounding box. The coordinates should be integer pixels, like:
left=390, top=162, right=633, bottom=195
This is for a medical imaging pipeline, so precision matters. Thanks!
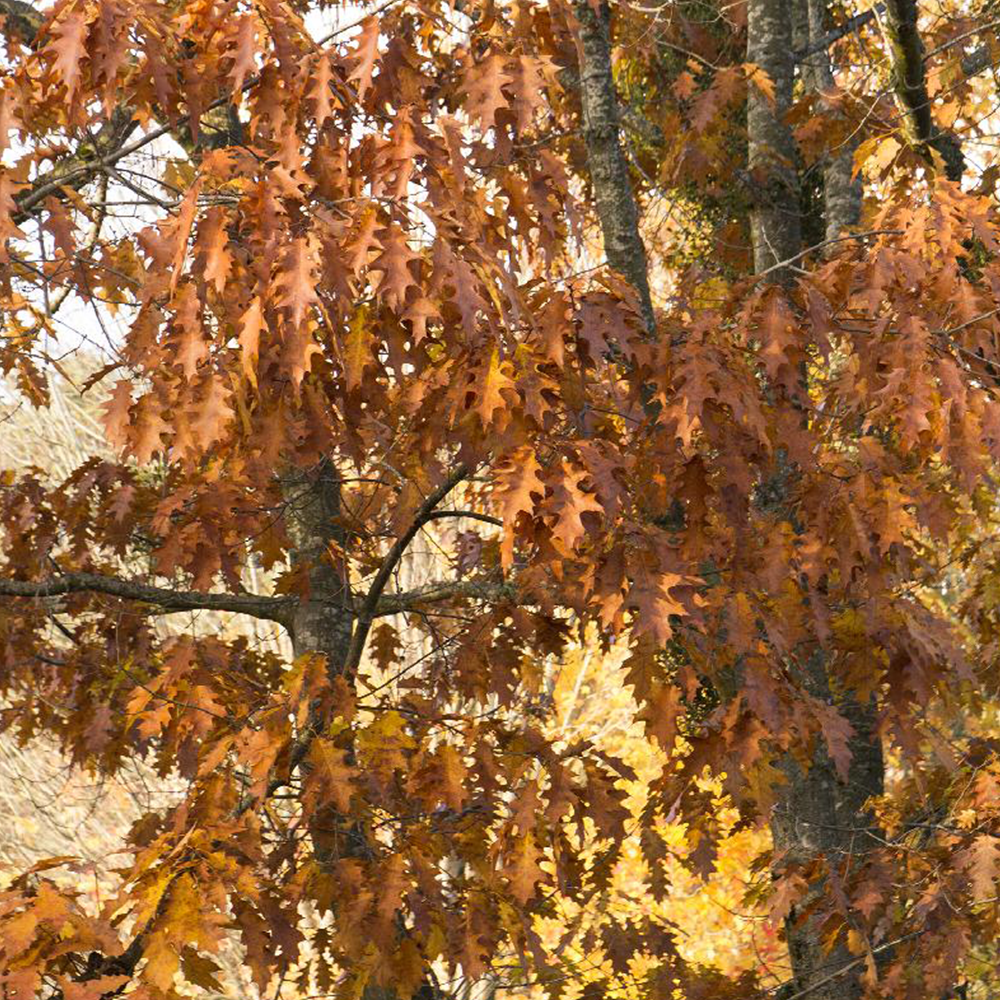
left=2, top=0, right=1000, bottom=999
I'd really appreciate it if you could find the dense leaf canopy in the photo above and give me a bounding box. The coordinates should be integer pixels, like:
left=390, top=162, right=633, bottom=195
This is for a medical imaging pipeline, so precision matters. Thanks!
left=3, top=0, right=1000, bottom=998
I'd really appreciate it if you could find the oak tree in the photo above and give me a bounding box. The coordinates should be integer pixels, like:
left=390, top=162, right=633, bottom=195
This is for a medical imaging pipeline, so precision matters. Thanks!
left=2, top=0, right=1000, bottom=998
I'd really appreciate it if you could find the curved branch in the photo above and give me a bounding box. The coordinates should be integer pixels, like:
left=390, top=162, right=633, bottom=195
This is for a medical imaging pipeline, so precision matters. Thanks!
left=424, top=510, right=503, bottom=527
left=795, top=5, right=882, bottom=62
left=0, top=571, right=294, bottom=623
left=343, top=465, right=469, bottom=673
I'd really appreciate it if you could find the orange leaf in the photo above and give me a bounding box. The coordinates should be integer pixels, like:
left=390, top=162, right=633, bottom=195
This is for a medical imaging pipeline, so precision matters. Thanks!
left=505, top=832, right=545, bottom=905
left=49, top=11, right=88, bottom=103
left=472, top=346, right=517, bottom=431
left=346, top=16, right=380, bottom=101
left=239, top=295, right=263, bottom=384
left=273, top=236, right=319, bottom=330
left=960, top=834, right=1000, bottom=901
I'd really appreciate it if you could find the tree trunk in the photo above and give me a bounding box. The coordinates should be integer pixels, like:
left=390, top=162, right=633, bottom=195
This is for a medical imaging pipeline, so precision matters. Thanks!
left=747, top=0, right=801, bottom=277
left=748, top=2, right=884, bottom=996
left=880, top=0, right=964, bottom=180
left=283, top=460, right=446, bottom=1000
left=771, top=659, right=883, bottom=1000
left=283, top=457, right=354, bottom=672
left=571, top=0, right=656, bottom=336
left=794, top=0, right=861, bottom=241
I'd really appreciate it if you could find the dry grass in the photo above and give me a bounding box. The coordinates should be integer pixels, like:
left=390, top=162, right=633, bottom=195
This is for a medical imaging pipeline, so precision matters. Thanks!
left=0, top=357, right=182, bottom=874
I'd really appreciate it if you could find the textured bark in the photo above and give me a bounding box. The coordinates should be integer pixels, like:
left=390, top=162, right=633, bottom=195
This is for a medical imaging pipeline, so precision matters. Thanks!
left=282, top=458, right=354, bottom=670
left=794, top=0, right=862, bottom=241
left=749, top=3, right=884, bottom=997
left=880, top=0, right=964, bottom=180
left=794, top=6, right=882, bottom=63
left=793, top=3, right=993, bottom=85
left=283, top=461, right=455, bottom=1000
left=747, top=0, right=801, bottom=276
left=771, top=657, right=883, bottom=1000
left=572, top=0, right=656, bottom=336
left=280, top=460, right=358, bottom=869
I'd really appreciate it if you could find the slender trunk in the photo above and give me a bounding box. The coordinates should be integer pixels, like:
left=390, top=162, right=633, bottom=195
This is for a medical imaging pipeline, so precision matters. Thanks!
left=748, top=2, right=883, bottom=997
left=794, top=0, right=861, bottom=240
left=771, top=659, right=883, bottom=1000
left=879, top=0, right=964, bottom=180
left=747, top=0, right=801, bottom=277
left=281, top=459, right=361, bottom=867
left=283, top=460, right=445, bottom=1000
left=283, top=458, right=354, bottom=672
left=571, top=0, right=656, bottom=336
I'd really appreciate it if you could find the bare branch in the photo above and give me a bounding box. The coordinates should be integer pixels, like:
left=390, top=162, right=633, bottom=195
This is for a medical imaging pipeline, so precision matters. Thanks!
left=375, top=576, right=516, bottom=616
left=0, top=571, right=294, bottom=623
left=424, top=510, right=503, bottom=527
left=792, top=2, right=995, bottom=84
left=794, top=5, right=881, bottom=62
left=344, top=465, right=469, bottom=673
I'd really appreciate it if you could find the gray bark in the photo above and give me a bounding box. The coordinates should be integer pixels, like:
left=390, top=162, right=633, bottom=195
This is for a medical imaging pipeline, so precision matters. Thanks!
left=771, top=657, right=883, bottom=1000
left=793, top=3, right=992, bottom=85
left=747, top=0, right=801, bottom=276
left=572, top=0, right=656, bottom=336
left=282, top=462, right=398, bottom=1000
left=749, top=2, right=884, bottom=997
left=794, top=6, right=883, bottom=63
left=282, top=461, right=464, bottom=1000
left=282, top=458, right=354, bottom=671
left=795, top=0, right=862, bottom=241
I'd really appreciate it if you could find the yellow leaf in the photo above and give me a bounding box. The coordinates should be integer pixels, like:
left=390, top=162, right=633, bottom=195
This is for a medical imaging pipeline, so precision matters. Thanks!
left=141, top=931, right=179, bottom=992
left=743, top=62, right=776, bottom=104
left=343, top=306, right=371, bottom=392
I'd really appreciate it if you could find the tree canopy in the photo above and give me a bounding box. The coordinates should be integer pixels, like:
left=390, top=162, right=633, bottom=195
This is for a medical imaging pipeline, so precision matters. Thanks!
left=3, top=0, right=1000, bottom=998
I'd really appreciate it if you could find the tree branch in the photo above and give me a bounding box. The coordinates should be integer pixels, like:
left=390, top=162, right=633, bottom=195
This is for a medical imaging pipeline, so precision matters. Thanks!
left=375, top=576, right=515, bottom=616
left=13, top=106, right=139, bottom=225
left=0, top=571, right=294, bottom=623
left=793, top=2, right=995, bottom=84
left=9, top=2, right=386, bottom=224
left=794, top=5, right=881, bottom=62
left=343, top=465, right=469, bottom=674
left=424, top=510, right=503, bottom=527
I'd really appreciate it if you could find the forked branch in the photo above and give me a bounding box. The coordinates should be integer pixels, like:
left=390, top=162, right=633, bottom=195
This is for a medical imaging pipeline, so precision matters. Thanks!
left=343, top=465, right=470, bottom=674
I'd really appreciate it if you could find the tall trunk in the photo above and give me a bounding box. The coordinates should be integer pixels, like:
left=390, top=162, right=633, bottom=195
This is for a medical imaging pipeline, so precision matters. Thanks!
left=281, top=459, right=361, bottom=866
left=571, top=0, right=656, bottom=336
left=747, top=0, right=801, bottom=277
left=282, top=462, right=390, bottom=994
left=771, top=660, right=883, bottom=1000
left=283, top=460, right=448, bottom=1000
left=748, top=3, right=883, bottom=998
left=794, top=0, right=861, bottom=240
left=880, top=0, right=964, bottom=180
